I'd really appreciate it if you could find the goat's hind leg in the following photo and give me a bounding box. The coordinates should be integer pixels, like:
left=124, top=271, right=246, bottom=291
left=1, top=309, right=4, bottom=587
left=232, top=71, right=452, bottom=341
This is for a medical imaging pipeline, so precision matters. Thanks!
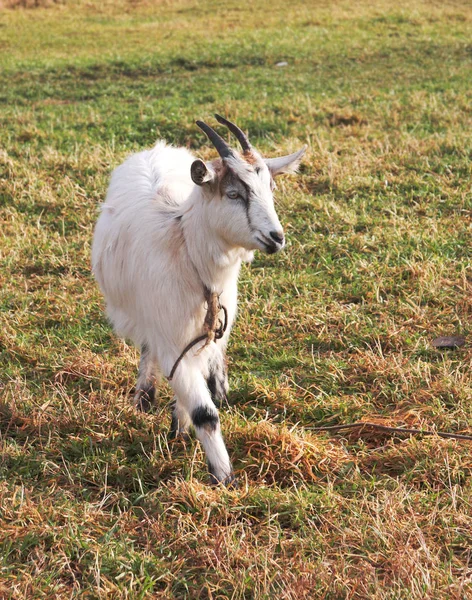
left=169, top=399, right=191, bottom=440
left=133, top=344, right=160, bottom=412
left=207, top=350, right=228, bottom=409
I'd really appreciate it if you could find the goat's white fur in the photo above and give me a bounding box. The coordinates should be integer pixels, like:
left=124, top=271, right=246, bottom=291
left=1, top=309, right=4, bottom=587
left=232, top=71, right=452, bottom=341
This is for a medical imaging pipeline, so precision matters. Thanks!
left=92, top=131, right=305, bottom=484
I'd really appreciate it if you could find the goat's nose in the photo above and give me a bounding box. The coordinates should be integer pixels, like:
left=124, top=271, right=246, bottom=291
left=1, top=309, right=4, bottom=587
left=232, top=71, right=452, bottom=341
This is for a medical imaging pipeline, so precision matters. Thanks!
left=270, top=230, right=285, bottom=244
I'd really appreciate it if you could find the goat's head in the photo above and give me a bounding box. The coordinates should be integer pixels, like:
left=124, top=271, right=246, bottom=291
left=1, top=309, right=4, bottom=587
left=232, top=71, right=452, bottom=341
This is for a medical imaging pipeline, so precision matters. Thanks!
left=192, top=115, right=306, bottom=254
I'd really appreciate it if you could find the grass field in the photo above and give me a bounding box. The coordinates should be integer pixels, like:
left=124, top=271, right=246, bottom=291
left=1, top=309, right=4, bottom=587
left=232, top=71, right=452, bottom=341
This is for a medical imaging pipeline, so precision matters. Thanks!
left=1, top=0, right=472, bottom=597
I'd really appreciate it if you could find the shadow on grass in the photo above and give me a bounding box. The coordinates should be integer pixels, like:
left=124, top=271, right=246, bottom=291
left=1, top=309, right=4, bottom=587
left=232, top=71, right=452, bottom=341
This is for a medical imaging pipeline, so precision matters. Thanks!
left=0, top=400, right=186, bottom=499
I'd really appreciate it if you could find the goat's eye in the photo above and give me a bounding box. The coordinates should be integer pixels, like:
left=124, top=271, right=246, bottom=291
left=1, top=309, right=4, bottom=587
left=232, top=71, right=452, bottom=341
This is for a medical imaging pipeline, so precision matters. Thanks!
left=227, top=190, right=240, bottom=200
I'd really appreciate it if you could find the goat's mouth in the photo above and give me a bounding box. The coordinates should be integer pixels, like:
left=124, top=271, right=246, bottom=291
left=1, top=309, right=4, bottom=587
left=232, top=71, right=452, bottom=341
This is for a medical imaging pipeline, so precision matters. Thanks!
left=255, top=233, right=284, bottom=254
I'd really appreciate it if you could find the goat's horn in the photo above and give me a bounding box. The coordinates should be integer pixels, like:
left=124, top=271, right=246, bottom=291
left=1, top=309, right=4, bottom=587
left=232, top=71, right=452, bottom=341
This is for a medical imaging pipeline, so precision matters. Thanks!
left=196, top=120, right=234, bottom=159
left=214, top=114, right=252, bottom=153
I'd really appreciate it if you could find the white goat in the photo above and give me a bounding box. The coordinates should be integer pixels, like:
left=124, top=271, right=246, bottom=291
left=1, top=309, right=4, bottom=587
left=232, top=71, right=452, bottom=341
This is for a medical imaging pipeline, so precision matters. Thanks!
left=92, top=115, right=305, bottom=485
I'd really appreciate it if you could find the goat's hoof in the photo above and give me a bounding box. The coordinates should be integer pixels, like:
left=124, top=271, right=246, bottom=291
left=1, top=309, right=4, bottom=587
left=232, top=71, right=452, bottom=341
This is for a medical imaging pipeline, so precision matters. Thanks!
left=224, top=474, right=239, bottom=489
left=209, top=472, right=238, bottom=489
left=133, top=387, right=156, bottom=413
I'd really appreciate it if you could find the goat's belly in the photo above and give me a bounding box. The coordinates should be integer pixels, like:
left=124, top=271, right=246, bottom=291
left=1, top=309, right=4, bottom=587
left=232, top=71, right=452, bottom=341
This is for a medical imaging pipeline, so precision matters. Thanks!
left=105, top=304, right=140, bottom=343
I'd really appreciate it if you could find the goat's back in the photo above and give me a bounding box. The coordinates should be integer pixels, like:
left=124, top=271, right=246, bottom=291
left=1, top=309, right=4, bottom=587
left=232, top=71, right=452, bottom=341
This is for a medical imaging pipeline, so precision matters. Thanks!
left=105, top=141, right=195, bottom=211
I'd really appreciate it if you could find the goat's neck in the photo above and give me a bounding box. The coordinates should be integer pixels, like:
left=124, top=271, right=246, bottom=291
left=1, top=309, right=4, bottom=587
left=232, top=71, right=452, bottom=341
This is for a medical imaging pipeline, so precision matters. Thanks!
left=180, top=193, right=243, bottom=294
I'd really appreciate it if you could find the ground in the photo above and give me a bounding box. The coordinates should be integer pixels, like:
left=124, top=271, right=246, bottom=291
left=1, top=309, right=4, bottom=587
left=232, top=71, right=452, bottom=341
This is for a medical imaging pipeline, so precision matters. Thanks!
left=1, top=0, right=472, bottom=598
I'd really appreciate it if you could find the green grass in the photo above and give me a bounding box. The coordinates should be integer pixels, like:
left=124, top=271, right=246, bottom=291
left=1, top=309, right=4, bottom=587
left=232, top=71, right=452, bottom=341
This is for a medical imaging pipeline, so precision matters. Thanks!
left=1, top=0, right=472, bottom=597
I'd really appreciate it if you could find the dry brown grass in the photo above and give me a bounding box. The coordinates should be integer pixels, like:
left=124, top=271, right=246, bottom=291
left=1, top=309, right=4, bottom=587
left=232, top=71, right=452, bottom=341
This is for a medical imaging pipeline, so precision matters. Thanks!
left=1, top=0, right=472, bottom=596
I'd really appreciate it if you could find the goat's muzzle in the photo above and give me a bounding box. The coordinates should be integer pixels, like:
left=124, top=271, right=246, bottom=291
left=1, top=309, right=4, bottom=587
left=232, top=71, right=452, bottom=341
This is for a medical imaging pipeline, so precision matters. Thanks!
left=255, top=230, right=285, bottom=254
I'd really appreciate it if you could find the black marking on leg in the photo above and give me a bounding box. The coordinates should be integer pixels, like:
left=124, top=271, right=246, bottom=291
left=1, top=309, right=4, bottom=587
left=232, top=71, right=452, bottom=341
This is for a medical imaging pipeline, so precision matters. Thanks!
left=192, top=405, right=218, bottom=432
left=207, top=372, right=217, bottom=398
left=206, top=363, right=228, bottom=408
left=135, top=384, right=155, bottom=413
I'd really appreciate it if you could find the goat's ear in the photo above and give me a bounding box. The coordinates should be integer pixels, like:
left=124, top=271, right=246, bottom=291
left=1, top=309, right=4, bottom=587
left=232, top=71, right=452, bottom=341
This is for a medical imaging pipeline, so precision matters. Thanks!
left=264, top=146, right=307, bottom=177
left=191, top=159, right=215, bottom=186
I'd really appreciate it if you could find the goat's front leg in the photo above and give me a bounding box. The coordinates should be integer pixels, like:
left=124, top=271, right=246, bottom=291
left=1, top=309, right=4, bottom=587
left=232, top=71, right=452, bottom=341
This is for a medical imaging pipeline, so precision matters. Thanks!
left=133, top=344, right=160, bottom=412
left=170, top=364, right=235, bottom=486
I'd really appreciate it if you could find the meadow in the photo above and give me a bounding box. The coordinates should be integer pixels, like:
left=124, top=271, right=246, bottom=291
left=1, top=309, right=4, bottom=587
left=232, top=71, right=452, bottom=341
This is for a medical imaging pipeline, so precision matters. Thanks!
left=1, top=0, right=471, bottom=597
